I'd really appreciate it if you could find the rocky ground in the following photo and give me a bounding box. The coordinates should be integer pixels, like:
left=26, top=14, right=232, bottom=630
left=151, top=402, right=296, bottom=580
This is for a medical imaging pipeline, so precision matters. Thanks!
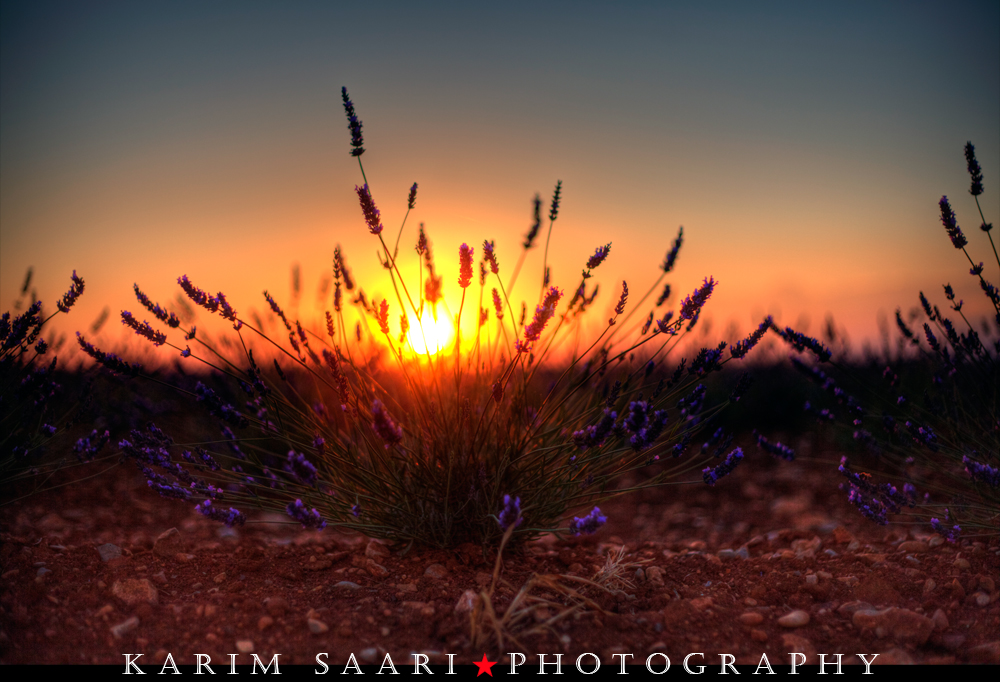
left=1, top=452, right=998, bottom=668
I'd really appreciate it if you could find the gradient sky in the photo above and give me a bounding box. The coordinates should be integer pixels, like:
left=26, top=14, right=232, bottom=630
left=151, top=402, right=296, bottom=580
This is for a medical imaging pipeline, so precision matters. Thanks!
left=2, top=0, right=998, bottom=357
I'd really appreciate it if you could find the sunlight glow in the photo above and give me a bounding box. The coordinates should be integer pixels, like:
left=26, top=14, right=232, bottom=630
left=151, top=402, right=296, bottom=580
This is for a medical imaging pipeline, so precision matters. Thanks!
left=406, top=309, right=455, bottom=356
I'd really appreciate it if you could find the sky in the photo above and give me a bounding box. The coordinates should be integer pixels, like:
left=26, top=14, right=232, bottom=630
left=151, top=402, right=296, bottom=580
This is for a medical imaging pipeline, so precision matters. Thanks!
left=2, top=0, right=998, bottom=359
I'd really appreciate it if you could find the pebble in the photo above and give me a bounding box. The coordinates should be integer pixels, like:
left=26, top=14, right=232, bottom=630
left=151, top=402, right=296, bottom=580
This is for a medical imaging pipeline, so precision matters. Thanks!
left=258, top=616, right=273, bottom=631
left=931, top=608, right=949, bottom=631
left=876, top=648, right=914, bottom=665
left=360, top=648, right=379, bottom=664
left=213, top=572, right=226, bottom=584
left=979, top=576, right=996, bottom=592
left=928, top=535, right=944, bottom=548
left=739, top=612, right=764, bottom=625
left=954, top=557, right=971, bottom=569
left=97, top=544, right=121, bottom=562
left=777, top=610, right=810, bottom=628
left=333, top=581, right=360, bottom=590
left=153, top=528, right=182, bottom=557
left=112, top=579, right=158, bottom=606
left=645, top=566, right=665, bottom=586
left=264, top=597, right=289, bottom=616
left=235, top=640, right=254, bottom=654
left=454, top=590, right=480, bottom=614
left=781, top=634, right=816, bottom=663
left=152, top=571, right=167, bottom=584
left=365, top=540, right=389, bottom=559
left=366, top=561, right=389, bottom=578
left=110, top=616, right=140, bottom=638
left=923, top=578, right=936, bottom=595
left=939, top=633, right=966, bottom=651
left=690, top=597, right=713, bottom=611
left=837, top=601, right=874, bottom=616
left=973, top=592, right=991, bottom=607
left=897, top=540, right=928, bottom=553
left=36, top=567, right=52, bottom=578
left=634, top=568, right=645, bottom=582
left=852, top=607, right=934, bottom=645
left=308, top=618, right=329, bottom=634
left=423, top=564, right=448, bottom=579
left=750, top=629, right=768, bottom=642
left=968, top=641, right=1000, bottom=665
left=823, top=549, right=838, bottom=557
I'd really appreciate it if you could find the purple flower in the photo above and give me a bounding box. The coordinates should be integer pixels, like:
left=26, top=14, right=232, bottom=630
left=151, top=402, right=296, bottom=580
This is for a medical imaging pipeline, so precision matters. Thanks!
left=965, top=142, right=983, bottom=196
left=939, top=196, right=967, bottom=249
left=57, top=271, right=85, bottom=313
left=586, top=243, right=611, bottom=271
left=498, top=494, right=523, bottom=530
left=371, top=399, right=403, bottom=447
left=73, top=429, right=110, bottom=463
left=356, top=184, right=383, bottom=235
left=341, top=87, right=364, bottom=157
left=756, top=433, right=795, bottom=461
left=515, top=287, right=563, bottom=353
left=195, top=499, right=246, bottom=527
left=702, top=447, right=744, bottom=485
left=407, top=182, right=418, bottom=209
left=285, top=450, right=318, bottom=487
left=679, top=277, right=716, bottom=321
left=286, top=499, right=327, bottom=530
left=134, top=283, right=180, bottom=328
left=568, top=507, right=606, bottom=535
left=523, top=194, right=542, bottom=249
left=661, top=226, right=683, bottom=273
left=121, top=311, right=167, bottom=346
left=76, top=333, right=141, bottom=377
left=847, top=486, right=888, bottom=525
left=963, top=455, right=1000, bottom=488
left=34, top=338, right=48, bottom=354
left=492, top=288, right=504, bottom=320
left=548, top=181, right=562, bottom=222
left=730, top=317, right=772, bottom=359
left=572, top=409, right=617, bottom=450
left=177, top=275, right=219, bottom=313
left=351, top=504, right=361, bottom=518
left=483, top=240, right=499, bottom=275
left=656, top=283, right=671, bottom=307
left=771, top=322, right=832, bottom=362
left=458, top=244, right=474, bottom=288
left=930, top=515, right=961, bottom=542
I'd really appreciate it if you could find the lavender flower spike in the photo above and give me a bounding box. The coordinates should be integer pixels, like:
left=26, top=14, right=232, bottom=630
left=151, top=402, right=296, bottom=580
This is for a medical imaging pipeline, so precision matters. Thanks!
left=497, top=494, right=523, bottom=530
left=702, top=447, right=744, bottom=485
left=662, top=226, right=683, bottom=273
left=371, top=399, right=403, bottom=448
left=356, top=184, right=383, bottom=235
left=679, top=277, right=716, bottom=321
left=483, top=240, right=500, bottom=274
left=458, top=243, right=474, bottom=288
left=195, top=500, right=246, bottom=527
left=586, top=243, right=611, bottom=271
left=57, top=271, right=85, bottom=313
left=549, top=181, right=563, bottom=222
left=515, top=286, right=563, bottom=353
left=965, top=142, right=983, bottom=196
left=407, top=182, right=418, bottom=209
left=962, top=455, right=1000, bottom=488
left=121, top=311, right=167, bottom=346
left=939, top=196, right=967, bottom=249
left=341, top=87, right=364, bottom=157
left=286, top=499, right=327, bottom=530
left=568, top=507, right=607, bottom=535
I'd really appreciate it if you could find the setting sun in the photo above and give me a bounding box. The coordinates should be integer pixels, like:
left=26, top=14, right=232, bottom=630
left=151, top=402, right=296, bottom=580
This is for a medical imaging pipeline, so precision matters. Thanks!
left=405, top=309, right=455, bottom=356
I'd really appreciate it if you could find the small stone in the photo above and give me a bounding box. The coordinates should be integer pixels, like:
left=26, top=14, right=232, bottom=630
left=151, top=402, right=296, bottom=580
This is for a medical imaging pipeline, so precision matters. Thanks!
left=110, top=616, right=140, bottom=638
left=928, top=535, right=944, bottom=548
left=333, top=581, right=360, bottom=590
left=950, top=578, right=966, bottom=600
left=778, top=610, right=810, bottom=628
left=717, top=549, right=739, bottom=560
left=258, top=616, right=273, bottom=631
left=974, top=592, right=991, bottom=607
left=646, top=566, right=665, bottom=586
left=264, top=597, right=289, bottom=616
left=213, top=572, right=226, bottom=584
left=954, top=557, right=971, bottom=569
left=360, top=648, right=379, bottom=663
left=365, top=540, right=389, bottom=559
left=366, top=560, right=389, bottom=578
left=744, top=597, right=757, bottom=606
left=816, top=571, right=832, bottom=579
left=750, top=629, right=768, bottom=642
left=923, top=578, right=937, bottom=595
left=939, top=633, right=966, bottom=651
left=967, top=641, right=1000, bottom=665
left=837, top=576, right=859, bottom=587
left=36, top=567, right=52, bottom=578
left=931, top=608, right=949, bottom=631
left=823, top=549, right=838, bottom=557
left=979, top=576, right=996, bottom=593
left=308, top=618, right=329, bottom=634
left=897, top=540, right=927, bottom=553
left=176, top=553, right=196, bottom=562
left=634, top=568, right=645, bottom=582
left=837, top=601, right=874, bottom=616
left=235, top=640, right=254, bottom=654
left=152, top=571, right=167, bottom=585
left=690, top=597, right=713, bottom=611
left=112, top=579, right=158, bottom=606
left=852, top=607, right=934, bottom=645
left=153, top=528, right=182, bottom=557
left=423, top=564, right=448, bottom=579
left=781, top=634, right=816, bottom=664
left=97, top=544, right=122, bottom=562
left=739, top=612, right=764, bottom=625
left=805, top=574, right=818, bottom=585
left=396, top=583, right=417, bottom=593
left=455, top=589, right=480, bottom=614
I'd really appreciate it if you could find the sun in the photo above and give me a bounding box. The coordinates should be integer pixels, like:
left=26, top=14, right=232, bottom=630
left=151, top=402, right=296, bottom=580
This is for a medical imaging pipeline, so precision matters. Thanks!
left=405, top=309, right=455, bottom=356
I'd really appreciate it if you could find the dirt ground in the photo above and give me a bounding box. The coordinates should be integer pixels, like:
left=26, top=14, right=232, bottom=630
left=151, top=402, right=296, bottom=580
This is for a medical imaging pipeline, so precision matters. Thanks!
left=1, top=449, right=998, bottom=669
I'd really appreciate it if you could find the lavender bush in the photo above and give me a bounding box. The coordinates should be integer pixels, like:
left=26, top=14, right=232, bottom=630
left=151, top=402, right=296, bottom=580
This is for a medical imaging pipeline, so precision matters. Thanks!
left=774, top=142, right=999, bottom=538
left=76, top=89, right=769, bottom=548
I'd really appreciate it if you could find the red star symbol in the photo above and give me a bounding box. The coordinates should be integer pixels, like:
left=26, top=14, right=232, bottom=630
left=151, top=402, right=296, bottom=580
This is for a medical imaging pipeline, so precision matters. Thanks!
left=474, top=653, right=496, bottom=677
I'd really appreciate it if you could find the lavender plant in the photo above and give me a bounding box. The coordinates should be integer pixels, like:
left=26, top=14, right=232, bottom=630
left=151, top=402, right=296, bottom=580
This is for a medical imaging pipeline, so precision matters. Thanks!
left=774, top=142, right=999, bottom=538
left=1, top=270, right=109, bottom=489
left=77, top=89, right=768, bottom=548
